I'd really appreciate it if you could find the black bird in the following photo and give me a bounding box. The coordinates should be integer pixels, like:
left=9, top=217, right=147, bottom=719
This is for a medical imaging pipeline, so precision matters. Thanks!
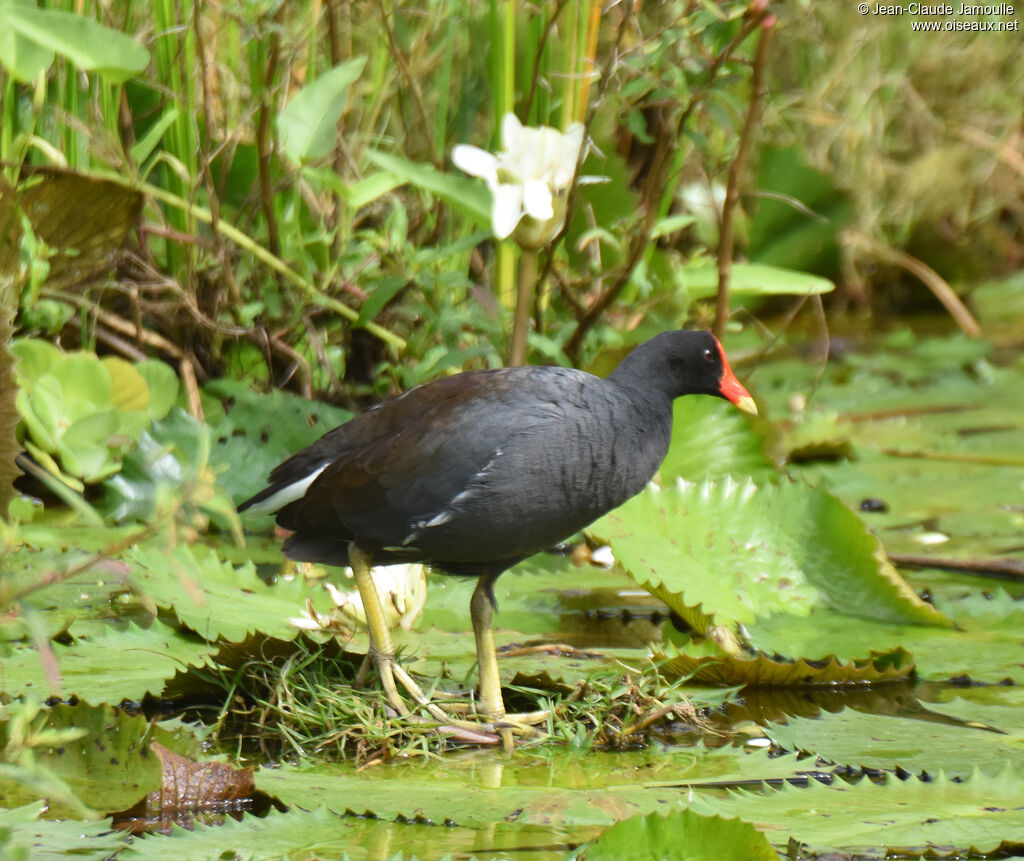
left=239, top=329, right=756, bottom=735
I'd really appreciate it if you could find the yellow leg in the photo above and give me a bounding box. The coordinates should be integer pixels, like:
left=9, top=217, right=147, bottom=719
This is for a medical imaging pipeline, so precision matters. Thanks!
left=471, top=576, right=519, bottom=752
left=349, top=545, right=408, bottom=715
left=351, top=548, right=546, bottom=745
left=470, top=576, right=507, bottom=722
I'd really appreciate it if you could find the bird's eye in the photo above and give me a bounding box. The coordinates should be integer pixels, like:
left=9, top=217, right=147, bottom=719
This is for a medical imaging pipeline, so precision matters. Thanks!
left=703, top=348, right=715, bottom=363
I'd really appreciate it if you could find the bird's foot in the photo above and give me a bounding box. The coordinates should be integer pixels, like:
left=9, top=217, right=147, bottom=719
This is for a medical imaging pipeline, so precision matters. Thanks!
left=368, top=658, right=549, bottom=748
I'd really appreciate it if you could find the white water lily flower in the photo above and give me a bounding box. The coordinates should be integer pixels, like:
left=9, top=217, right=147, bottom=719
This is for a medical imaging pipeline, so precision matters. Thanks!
left=288, top=563, right=427, bottom=634
left=453, top=113, right=590, bottom=248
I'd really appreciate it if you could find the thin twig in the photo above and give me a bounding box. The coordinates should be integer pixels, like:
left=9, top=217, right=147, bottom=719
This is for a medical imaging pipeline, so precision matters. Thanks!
left=563, top=5, right=768, bottom=362
left=715, top=14, right=774, bottom=337
left=841, top=230, right=982, bottom=337
left=375, top=0, right=441, bottom=167
left=890, top=553, right=1024, bottom=581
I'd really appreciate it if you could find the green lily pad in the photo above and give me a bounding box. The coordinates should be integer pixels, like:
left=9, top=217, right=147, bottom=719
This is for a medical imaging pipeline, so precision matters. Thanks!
left=763, top=699, right=1024, bottom=778
left=591, top=478, right=950, bottom=638
left=658, top=644, right=915, bottom=687
left=0, top=620, right=215, bottom=704
left=124, top=543, right=334, bottom=644
left=581, top=808, right=776, bottom=861
left=0, top=803, right=123, bottom=860
left=690, top=766, right=1024, bottom=855
left=0, top=702, right=200, bottom=817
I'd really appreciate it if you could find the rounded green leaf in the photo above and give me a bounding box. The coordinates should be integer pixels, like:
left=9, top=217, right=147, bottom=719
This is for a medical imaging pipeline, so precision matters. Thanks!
left=15, top=376, right=62, bottom=451
left=582, top=809, right=776, bottom=861
left=135, top=359, right=180, bottom=420
left=101, top=356, right=151, bottom=413
left=591, top=478, right=951, bottom=632
left=51, top=353, right=110, bottom=406
left=662, top=397, right=775, bottom=483
left=11, top=338, right=62, bottom=388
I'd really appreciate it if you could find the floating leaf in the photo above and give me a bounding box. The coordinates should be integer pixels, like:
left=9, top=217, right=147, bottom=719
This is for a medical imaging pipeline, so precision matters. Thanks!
left=661, top=397, right=775, bottom=484
left=764, top=698, right=1024, bottom=777
left=581, top=808, right=776, bottom=861
left=256, top=746, right=815, bottom=828
left=0, top=702, right=200, bottom=817
left=121, top=806, right=447, bottom=861
left=691, top=766, right=1024, bottom=855
left=0, top=802, right=124, bottom=860
left=748, top=602, right=1024, bottom=684
left=124, top=543, right=333, bottom=643
left=657, top=644, right=915, bottom=687
left=117, top=741, right=254, bottom=823
left=0, top=620, right=215, bottom=704
left=591, top=478, right=950, bottom=638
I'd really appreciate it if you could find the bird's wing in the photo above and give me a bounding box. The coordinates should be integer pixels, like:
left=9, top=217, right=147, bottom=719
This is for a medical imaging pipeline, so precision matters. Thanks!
left=272, top=367, right=585, bottom=547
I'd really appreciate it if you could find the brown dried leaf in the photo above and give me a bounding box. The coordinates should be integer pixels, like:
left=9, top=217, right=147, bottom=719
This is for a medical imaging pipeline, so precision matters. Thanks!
left=149, top=741, right=254, bottom=814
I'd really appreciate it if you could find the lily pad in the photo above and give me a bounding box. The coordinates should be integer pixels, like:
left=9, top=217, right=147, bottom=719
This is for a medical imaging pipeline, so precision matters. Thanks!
left=0, top=620, right=215, bottom=704
left=763, top=700, right=1024, bottom=778
left=691, top=766, right=1024, bottom=855
left=657, top=644, right=915, bottom=687
left=0, top=803, right=123, bottom=861
left=591, top=478, right=950, bottom=638
left=580, top=808, right=776, bottom=861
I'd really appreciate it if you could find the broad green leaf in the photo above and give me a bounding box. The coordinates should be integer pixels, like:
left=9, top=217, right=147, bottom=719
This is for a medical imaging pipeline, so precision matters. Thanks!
left=365, top=150, right=492, bottom=225
left=121, top=806, right=471, bottom=861
left=346, top=172, right=404, bottom=210
left=749, top=607, right=1024, bottom=684
left=581, top=808, right=776, bottom=861
left=661, top=397, right=775, bottom=483
left=277, top=57, right=367, bottom=164
left=0, top=4, right=53, bottom=83
left=590, top=479, right=950, bottom=636
left=1, top=3, right=148, bottom=82
left=691, top=766, right=1024, bottom=855
left=0, top=803, right=124, bottom=860
left=679, top=262, right=834, bottom=299
left=10, top=338, right=61, bottom=384
left=0, top=620, right=215, bottom=704
left=50, top=353, right=110, bottom=406
left=101, top=356, right=150, bottom=413
left=135, top=359, right=179, bottom=420
left=764, top=700, right=1024, bottom=778
left=204, top=379, right=352, bottom=504
left=256, top=746, right=817, bottom=827
left=0, top=702, right=198, bottom=817
left=124, top=543, right=333, bottom=643
left=15, top=379, right=60, bottom=451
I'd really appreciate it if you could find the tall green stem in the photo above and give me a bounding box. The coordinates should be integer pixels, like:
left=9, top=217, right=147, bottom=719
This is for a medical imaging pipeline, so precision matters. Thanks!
left=509, top=248, right=537, bottom=366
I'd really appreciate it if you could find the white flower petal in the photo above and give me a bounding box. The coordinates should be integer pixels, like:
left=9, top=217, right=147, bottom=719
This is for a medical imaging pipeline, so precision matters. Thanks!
left=522, top=178, right=554, bottom=221
left=492, top=183, right=524, bottom=239
left=501, top=112, right=524, bottom=153
left=452, top=145, right=500, bottom=187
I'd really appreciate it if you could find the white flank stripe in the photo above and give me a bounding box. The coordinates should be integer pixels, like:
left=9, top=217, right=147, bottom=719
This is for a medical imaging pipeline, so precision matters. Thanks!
left=243, top=465, right=328, bottom=514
